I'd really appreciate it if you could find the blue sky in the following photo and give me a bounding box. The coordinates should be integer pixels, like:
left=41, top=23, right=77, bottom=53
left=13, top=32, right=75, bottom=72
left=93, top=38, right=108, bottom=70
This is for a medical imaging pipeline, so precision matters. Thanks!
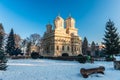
left=0, top=0, right=120, bottom=43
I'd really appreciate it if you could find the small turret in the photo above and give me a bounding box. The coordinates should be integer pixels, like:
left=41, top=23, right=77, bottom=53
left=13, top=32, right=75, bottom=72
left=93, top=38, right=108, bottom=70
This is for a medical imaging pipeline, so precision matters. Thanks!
left=46, top=23, right=52, bottom=33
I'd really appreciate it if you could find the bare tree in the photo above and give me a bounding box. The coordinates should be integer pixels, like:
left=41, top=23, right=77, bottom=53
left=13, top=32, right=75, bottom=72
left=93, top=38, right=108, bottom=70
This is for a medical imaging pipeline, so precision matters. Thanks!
left=29, top=33, right=41, bottom=46
left=23, top=33, right=41, bottom=54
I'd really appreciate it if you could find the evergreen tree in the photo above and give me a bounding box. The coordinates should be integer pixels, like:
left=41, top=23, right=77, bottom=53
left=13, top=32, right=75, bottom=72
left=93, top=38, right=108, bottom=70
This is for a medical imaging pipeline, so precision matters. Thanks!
left=0, top=24, right=4, bottom=49
left=91, top=41, right=96, bottom=56
left=91, top=41, right=96, bottom=52
left=103, top=19, right=120, bottom=57
left=0, top=23, right=7, bottom=70
left=5, top=28, right=15, bottom=56
left=82, top=37, right=88, bottom=55
left=14, top=48, right=22, bottom=56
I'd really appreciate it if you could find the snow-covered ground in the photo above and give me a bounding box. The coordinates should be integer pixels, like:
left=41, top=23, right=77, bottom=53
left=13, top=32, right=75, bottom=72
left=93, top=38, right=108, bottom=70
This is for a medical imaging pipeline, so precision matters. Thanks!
left=0, top=58, right=120, bottom=80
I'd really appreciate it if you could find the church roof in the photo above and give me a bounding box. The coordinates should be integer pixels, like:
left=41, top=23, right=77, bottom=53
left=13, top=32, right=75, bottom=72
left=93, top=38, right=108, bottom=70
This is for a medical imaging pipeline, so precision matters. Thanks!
left=67, top=16, right=75, bottom=21
left=46, top=23, right=52, bottom=27
left=55, top=15, right=64, bottom=21
left=66, top=14, right=75, bottom=21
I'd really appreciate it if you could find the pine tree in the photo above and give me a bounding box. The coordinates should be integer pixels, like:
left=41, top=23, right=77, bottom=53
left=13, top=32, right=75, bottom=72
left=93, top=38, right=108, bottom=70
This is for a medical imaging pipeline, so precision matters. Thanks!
left=103, top=19, right=120, bottom=57
left=0, top=23, right=7, bottom=70
left=91, top=41, right=96, bottom=56
left=6, top=28, right=15, bottom=56
left=91, top=41, right=96, bottom=52
left=82, top=37, right=88, bottom=55
left=0, top=24, right=4, bottom=48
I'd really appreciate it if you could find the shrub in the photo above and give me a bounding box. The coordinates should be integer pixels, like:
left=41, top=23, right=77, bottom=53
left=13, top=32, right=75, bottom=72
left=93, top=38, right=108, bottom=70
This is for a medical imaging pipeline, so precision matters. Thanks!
left=62, top=53, right=69, bottom=57
left=77, top=54, right=86, bottom=63
left=105, top=55, right=116, bottom=61
left=31, top=52, right=39, bottom=59
left=39, top=55, right=44, bottom=58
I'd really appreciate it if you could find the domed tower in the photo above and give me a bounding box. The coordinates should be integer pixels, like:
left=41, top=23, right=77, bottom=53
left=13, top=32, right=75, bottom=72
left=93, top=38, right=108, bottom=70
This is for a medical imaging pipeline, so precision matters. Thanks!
left=65, top=15, right=77, bottom=35
left=46, top=23, right=52, bottom=33
left=65, top=15, right=75, bottom=29
left=54, top=15, right=64, bottom=29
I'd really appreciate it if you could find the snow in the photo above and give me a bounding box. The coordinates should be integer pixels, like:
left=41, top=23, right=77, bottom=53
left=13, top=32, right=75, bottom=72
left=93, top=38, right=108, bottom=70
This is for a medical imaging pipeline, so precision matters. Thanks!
left=0, top=59, right=120, bottom=80
left=115, top=56, right=120, bottom=61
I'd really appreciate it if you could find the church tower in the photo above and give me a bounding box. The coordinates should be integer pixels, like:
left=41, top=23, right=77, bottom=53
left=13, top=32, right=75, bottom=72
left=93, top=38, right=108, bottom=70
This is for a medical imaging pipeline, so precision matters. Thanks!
left=54, top=15, right=64, bottom=30
left=66, top=14, right=75, bottom=29
left=65, top=15, right=77, bottom=35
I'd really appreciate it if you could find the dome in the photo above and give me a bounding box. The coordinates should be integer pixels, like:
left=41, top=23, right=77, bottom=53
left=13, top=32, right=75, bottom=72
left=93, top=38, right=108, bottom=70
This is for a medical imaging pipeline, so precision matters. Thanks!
left=66, top=16, right=75, bottom=22
left=46, top=23, right=52, bottom=27
left=55, top=15, right=64, bottom=22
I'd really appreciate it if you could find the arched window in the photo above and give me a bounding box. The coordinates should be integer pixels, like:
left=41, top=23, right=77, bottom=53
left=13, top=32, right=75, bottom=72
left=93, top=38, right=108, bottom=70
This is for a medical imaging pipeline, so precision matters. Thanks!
left=62, top=46, right=64, bottom=51
left=57, top=46, right=59, bottom=50
left=67, top=46, right=69, bottom=51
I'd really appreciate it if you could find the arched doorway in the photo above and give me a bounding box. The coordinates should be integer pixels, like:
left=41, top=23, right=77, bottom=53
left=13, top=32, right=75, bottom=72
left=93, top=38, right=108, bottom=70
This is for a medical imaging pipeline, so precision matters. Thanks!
left=62, top=53, right=69, bottom=57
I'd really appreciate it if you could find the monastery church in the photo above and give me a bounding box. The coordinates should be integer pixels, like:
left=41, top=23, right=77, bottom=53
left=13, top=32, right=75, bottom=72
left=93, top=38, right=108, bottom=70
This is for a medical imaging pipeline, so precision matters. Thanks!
left=42, top=15, right=82, bottom=56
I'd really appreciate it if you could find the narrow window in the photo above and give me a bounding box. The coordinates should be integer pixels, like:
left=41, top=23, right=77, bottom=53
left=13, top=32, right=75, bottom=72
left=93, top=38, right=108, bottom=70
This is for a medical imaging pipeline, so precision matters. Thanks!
left=57, top=46, right=59, bottom=50
left=62, top=46, right=64, bottom=51
left=72, top=46, right=73, bottom=52
left=67, top=46, right=69, bottom=51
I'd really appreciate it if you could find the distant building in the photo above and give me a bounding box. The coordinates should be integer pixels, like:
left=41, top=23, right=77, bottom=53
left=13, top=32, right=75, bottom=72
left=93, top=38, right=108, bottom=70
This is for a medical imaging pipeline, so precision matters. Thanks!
left=42, top=15, right=82, bottom=56
left=89, top=43, right=105, bottom=56
left=98, top=44, right=105, bottom=50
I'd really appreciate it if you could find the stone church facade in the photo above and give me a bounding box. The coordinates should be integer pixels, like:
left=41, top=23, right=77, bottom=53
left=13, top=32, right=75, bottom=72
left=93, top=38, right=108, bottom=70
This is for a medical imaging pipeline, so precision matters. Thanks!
left=42, top=15, right=82, bottom=56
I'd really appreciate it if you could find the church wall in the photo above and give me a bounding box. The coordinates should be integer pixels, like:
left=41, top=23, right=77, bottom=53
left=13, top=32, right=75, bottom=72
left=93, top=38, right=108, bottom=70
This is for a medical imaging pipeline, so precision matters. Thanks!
left=53, top=35, right=72, bottom=56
